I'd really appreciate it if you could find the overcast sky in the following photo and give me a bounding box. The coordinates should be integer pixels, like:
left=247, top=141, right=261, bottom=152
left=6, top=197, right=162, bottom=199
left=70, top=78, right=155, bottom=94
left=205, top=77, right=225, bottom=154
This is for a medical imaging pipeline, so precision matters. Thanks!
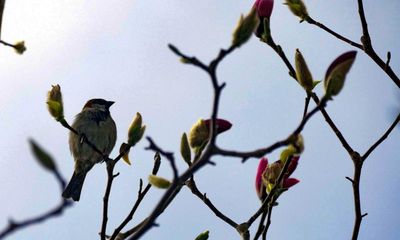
left=0, top=0, right=399, bottom=239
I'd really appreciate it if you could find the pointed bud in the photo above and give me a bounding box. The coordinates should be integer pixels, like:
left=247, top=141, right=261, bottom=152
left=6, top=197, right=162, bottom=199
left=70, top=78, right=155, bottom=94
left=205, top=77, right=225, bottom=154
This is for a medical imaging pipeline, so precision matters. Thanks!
left=295, top=49, right=314, bottom=92
left=189, top=119, right=209, bottom=149
left=283, top=178, right=300, bottom=188
left=284, top=0, right=308, bottom=21
left=255, top=158, right=269, bottom=200
left=180, top=133, right=192, bottom=165
left=279, top=145, right=297, bottom=163
left=324, top=51, right=357, bottom=98
left=29, top=139, right=57, bottom=172
left=203, top=119, right=232, bottom=135
left=254, top=0, right=274, bottom=19
left=286, top=156, right=300, bottom=176
left=119, top=143, right=131, bottom=165
left=194, top=230, right=210, bottom=240
left=148, top=175, right=171, bottom=189
left=128, top=113, right=146, bottom=146
left=232, top=7, right=259, bottom=47
left=46, top=85, right=64, bottom=121
left=13, top=41, right=26, bottom=55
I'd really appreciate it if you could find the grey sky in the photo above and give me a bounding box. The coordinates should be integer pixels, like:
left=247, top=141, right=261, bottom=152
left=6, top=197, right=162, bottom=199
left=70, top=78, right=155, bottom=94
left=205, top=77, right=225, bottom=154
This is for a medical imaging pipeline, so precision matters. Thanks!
left=0, top=0, right=399, bottom=239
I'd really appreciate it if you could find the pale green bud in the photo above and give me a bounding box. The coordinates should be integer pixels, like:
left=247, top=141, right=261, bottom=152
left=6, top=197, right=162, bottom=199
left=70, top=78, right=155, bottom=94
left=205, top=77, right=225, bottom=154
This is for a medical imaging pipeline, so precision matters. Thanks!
left=295, top=49, right=314, bottom=92
left=148, top=175, right=171, bottom=189
left=29, top=139, right=56, bottom=172
left=128, top=112, right=146, bottom=146
left=180, top=133, right=192, bottom=165
left=46, top=84, right=64, bottom=121
left=188, top=119, right=209, bottom=149
left=324, top=51, right=357, bottom=98
left=195, top=230, right=210, bottom=240
left=284, top=0, right=309, bottom=21
left=232, top=7, right=259, bottom=47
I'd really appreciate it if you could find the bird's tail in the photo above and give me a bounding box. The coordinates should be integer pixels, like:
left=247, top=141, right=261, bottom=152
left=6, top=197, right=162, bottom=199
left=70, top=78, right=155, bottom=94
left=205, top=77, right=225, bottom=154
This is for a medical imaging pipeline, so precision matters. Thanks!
left=62, top=171, right=87, bottom=201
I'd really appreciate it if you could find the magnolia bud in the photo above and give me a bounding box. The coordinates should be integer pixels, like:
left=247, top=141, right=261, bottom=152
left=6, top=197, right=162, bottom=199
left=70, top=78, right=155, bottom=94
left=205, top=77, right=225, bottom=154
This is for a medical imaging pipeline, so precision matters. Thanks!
left=255, top=158, right=269, bottom=200
left=119, top=143, right=131, bottom=165
left=284, top=0, right=308, bottom=21
left=47, top=84, right=64, bottom=121
left=194, top=230, right=210, bottom=240
left=232, top=7, right=259, bottom=47
left=148, top=175, right=171, bottom=189
left=254, top=0, right=274, bottom=19
left=295, top=49, right=314, bottom=92
left=14, top=41, right=26, bottom=55
left=324, top=51, right=357, bottom=98
left=128, top=112, right=146, bottom=146
left=203, top=119, right=232, bottom=134
left=188, top=119, right=209, bottom=149
left=180, top=133, right=192, bottom=165
left=29, top=139, right=57, bottom=172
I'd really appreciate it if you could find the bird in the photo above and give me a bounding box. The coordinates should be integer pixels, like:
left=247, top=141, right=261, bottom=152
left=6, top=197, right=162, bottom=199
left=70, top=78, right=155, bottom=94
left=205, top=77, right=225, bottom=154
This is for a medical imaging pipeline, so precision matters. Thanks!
left=62, top=98, right=117, bottom=201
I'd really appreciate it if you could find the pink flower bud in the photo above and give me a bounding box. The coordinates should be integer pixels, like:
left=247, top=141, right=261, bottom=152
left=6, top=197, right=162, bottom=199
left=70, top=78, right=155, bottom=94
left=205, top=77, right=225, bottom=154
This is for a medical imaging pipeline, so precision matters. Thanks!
left=255, top=156, right=301, bottom=200
left=255, top=158, right=269, bottom=200
left=254, top=0, right=274, bottom=19
left=286, top=156, right=299, bottom=177
left=254, top=0, right=274, bottom=38
left=283, top=178, right=300, bottom=188
left=203, top=119, right=232, bottom=134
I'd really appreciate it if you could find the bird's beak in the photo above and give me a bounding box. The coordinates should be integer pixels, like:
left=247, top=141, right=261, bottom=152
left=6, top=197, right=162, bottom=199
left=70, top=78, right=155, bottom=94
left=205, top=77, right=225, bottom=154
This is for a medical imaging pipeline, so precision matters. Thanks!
left=106, top=101, right=115, bottom=108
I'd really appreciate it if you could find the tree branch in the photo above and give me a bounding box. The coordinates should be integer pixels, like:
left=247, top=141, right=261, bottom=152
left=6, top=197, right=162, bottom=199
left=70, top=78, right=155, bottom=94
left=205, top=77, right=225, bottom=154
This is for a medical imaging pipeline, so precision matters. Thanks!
left=0, top=169, right=72, bottom=239
left=185, top=178, right=238, bottom=229
left=305, top=16, right=363, bottom=49
left=110, top=153, right=161, bottom=240
left=362, top=113, right=400, bottom=161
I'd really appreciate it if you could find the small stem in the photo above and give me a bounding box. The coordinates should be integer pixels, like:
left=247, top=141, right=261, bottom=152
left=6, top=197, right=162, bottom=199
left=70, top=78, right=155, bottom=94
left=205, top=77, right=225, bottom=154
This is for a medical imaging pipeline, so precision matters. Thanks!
left=186, top=178, right=238, bottom=229
left=362, top=113, right=400, bottom=161
left=100, top=162, right=116, bottom=240
left=303, top=94, right=311, bottom=119
left=305, top=16, right=363, bottom=49
left=350, top=153, right=363, bottom=240
left=253, top=211, right=268, bottom=240
left=262, top=201, right=274, bottom=240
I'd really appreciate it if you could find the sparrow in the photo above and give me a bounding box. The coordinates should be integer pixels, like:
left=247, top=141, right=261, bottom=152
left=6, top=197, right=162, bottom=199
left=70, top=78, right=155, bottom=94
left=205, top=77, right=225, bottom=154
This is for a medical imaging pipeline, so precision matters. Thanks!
left=62, top=98, right=117, bottom=201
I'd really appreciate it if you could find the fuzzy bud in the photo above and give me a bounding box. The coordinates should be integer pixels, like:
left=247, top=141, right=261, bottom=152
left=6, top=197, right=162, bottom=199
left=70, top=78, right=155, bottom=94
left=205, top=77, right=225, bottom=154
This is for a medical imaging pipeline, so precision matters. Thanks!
left=284, top=0, right=309, bottom=21
left=194, top=230, right=210, bottom=240
left=29, top=139, right=57, bottom=172
left=14, top=41, right=26, bottom=55
left=232, top=7, right=259, bottom=47
left=128, top=112, right=146, bottom=146
left=46, top=84, right=64, bottom=121
left=148, top=175, right=171, bottom=189
left=295, top=49, right=314, bottom=92
left=180, top=133, right=192, bottom=165
left=324, top=51, right=357, bottom=98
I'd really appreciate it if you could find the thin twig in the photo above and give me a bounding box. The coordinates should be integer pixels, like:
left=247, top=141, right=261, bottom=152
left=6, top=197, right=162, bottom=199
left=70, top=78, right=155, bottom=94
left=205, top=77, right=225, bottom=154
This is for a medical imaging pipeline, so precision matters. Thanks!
left=109, top=153, right=161, bottom=240
left=215, top=97, right=328, bottom=161
left=124, top=43, right=237, bottom=240
left=185, top=178, right=238, bottom=229
left=350, top=152, right=363, bottom=240
left=0, top=169, right=72, bottom=239
left=262, top=201, right=274, bottom=240
left=100, top=161, right=117, bottom=240
left=245, top=156, right=294, bottom=227
left=362, top=113, right=400, bottom=161
left=303, top=94, right=311, bottom=119
left=305, top=16, right=363, bottom=49
left=145, top=137, right=178, bottom=179
left=253, top=211, right=267, bottom=240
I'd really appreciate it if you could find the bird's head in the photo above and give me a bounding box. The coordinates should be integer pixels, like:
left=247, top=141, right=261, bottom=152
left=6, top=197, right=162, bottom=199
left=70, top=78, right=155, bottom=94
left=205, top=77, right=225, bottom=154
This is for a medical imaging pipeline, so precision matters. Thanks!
left=83, top=98, right=115, bottom=112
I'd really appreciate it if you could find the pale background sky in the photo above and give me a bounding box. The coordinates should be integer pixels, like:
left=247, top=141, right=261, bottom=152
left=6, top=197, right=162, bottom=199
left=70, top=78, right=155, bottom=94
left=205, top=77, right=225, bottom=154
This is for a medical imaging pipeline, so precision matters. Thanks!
left=0, top=0, right=399, bottom=239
